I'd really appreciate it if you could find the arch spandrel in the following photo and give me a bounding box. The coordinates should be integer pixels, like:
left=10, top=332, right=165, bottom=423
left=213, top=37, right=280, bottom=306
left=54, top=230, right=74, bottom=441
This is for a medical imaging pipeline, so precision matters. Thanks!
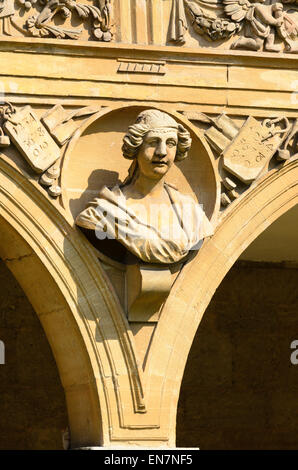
left=0, top=157, right=161, bottom=446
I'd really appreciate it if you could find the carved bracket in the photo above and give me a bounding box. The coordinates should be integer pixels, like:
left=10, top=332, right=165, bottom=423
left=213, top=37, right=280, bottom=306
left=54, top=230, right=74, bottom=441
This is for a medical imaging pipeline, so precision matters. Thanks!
left=126, top=263, right=181, bottom=322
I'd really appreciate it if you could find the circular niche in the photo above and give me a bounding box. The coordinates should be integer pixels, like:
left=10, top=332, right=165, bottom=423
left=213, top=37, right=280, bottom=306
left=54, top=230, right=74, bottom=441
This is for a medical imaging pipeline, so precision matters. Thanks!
left=61, top=105, right=220, bottom=223
left=61, top=105, right=220, bottom=265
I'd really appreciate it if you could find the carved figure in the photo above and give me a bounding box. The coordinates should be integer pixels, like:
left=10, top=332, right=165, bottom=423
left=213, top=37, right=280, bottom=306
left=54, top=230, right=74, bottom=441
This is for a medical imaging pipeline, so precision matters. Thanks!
left=0, top=0, right=22, bottom=35
left=225, top=0, right=297, bottom=52
left=76, top=110, right=214, bottom=264
left=170, top=0, right=298, bottom=53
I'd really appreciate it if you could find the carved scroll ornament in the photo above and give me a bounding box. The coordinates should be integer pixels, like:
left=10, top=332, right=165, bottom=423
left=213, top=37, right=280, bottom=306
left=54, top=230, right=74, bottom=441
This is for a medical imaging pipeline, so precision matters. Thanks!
left=0, top=0, right=112, bottom=41
left=170, top=0, right=298, bottom=53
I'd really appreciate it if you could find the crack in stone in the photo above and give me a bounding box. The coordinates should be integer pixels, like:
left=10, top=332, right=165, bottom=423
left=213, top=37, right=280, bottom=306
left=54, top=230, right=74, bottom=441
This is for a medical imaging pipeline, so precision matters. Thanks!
left=3, top=253, right=33, bottom=263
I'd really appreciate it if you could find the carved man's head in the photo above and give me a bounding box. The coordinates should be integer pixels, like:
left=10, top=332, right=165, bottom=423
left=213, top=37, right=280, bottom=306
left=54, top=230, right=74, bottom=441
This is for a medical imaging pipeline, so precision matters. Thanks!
left=122, top=109, right=192, bottom=163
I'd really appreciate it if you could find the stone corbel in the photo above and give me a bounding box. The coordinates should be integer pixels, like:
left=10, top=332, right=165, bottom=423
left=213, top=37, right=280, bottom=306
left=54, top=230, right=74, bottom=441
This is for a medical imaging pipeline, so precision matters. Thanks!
left=126, top=262, right=182, bottom=322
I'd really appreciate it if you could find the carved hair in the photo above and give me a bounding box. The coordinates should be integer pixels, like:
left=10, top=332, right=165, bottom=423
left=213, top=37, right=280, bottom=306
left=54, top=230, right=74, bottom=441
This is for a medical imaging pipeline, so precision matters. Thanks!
left=122, top=109, right=192, bottom=162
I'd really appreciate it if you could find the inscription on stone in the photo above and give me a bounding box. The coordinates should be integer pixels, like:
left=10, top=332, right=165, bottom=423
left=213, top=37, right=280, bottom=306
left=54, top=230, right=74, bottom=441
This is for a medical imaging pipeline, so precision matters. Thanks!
left=4, top=106, right=60, bottom=173
left=223, top=116, right=281, bottom=184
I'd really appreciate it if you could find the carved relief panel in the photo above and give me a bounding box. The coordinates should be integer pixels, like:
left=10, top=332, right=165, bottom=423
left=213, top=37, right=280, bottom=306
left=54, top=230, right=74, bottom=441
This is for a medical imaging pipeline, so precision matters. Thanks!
left=0, top=101, right=296, bottom=332
left=170, top=0, right=298, bottom=53
left=194, top=112, right=297, bottom=207
left=0, top=0, right=296, bottom=52
left=0, top=98, right=297, bottom=441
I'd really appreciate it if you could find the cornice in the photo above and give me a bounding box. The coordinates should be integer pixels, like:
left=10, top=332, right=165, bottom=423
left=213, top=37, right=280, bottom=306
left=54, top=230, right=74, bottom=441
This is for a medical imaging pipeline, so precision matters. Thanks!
left=0, top=37, right=297, bottom=70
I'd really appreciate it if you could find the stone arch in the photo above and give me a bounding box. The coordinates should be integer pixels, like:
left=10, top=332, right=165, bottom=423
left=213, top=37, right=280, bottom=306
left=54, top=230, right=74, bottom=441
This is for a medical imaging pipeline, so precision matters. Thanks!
left=145, top=158, right=298, bottom=445
left=0, top=168, right=104, bottom=448
left=175, top=216, right=298, bottom=449
left=0, top=156, right=148, bottom=447
left=0, top=216, right=102, bottom=448
left=1, top=129, right=296, bottom=447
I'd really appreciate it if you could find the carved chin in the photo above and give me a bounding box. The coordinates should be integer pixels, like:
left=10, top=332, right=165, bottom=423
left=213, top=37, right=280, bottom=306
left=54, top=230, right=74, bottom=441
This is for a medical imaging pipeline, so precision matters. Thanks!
left=151, top=164, right=169, bottom=176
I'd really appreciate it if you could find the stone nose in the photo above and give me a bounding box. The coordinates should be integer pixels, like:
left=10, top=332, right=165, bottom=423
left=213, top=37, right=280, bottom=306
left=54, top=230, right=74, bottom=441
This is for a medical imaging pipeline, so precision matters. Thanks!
left=155, top=140, right=167, bottom=157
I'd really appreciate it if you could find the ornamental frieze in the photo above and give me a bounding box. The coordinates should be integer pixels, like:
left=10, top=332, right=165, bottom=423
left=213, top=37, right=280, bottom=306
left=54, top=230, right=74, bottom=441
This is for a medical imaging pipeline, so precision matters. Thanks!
left=0, top=0, right=296, bottom=54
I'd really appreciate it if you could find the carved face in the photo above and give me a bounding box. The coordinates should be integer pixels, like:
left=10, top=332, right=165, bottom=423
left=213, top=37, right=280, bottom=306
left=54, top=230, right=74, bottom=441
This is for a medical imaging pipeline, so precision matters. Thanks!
left=136, top=129, right=178, bottom=180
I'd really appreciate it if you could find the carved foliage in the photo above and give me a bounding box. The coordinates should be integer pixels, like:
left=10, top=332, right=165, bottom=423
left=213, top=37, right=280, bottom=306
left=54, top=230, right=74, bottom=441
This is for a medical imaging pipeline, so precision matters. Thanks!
left=185, top=0, right=242, bottom=41
left=0, top=0, right=112, bottom=41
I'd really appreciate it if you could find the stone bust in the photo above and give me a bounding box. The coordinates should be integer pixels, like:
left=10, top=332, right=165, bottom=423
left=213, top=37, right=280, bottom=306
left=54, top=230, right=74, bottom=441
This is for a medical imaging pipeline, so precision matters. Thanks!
left=76, top=109, right=214, bottom=264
